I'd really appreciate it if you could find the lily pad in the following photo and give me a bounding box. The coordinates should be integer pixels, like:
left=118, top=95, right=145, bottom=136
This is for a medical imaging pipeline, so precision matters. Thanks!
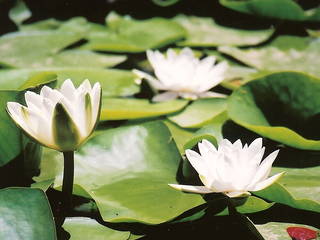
left=0, top=31, right=83, bottom=68
left=219, top=0, right=320, bottom=22
left=174, top=15, right=274, bottom=47
left=0, top=68, right=139, bottom=97
left=168, top=98, right=227, bottom=128
left=255, top=182, right=320, bottom=213
left=0, top=188, right=56, bottom=240
left=63, top=217, right=129, bottom=240
left=0, top=91, right=24, bottom=166
left=271, top=166, right=320, bottom=203
left=228, top=71, right=320, bottom=150
left=82, top=12, right=186, bottom=52
left=219, top=36, right=320, bottom=78
left=34, top=121, right=205, bottom=224
left=101, top=98, right=188, bottom=120
left=25, top=50, right=127, bottom=69
left=256, top=222, right=319, bottom=240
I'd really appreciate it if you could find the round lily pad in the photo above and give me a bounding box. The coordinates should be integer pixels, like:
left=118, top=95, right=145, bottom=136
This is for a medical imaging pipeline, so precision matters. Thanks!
left=228, top=71, right=320, bottom=150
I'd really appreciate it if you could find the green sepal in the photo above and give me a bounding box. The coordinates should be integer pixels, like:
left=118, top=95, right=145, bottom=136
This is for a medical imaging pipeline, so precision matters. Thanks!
left=52, top=103, right=80, bottom=151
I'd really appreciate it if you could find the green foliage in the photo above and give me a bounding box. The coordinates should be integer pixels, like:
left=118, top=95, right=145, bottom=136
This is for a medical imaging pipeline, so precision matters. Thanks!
left=220, top=0, right=320, bottom=22
left=0, top=188, right=56, bottom=240
left=63, top=217, right=129, bottom=240
left=228, top=72, right=320, bottom=150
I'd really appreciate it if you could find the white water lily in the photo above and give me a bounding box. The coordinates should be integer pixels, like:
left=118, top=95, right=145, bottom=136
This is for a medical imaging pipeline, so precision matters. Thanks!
left=133, top=47, right=228, bottom=102
left=7, top=79, right=101, bottom=152
left=169, top=138, right=284, bottom=198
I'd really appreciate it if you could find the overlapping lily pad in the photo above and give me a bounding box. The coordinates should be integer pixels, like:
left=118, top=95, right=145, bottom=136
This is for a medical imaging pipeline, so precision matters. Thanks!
left=82, top=12, right=186, bottom=52
left=174, top=15, right=274, bottom=47
left=0, top=188, right=56, bottom=240
left=0, top=68, right=139, bottom=97
left=168, top=98, right=227, bottom=128
left=0, top=91, right=23, bottom=166
left=63, top=217, right=129, bottom=240
left=219, top=36, right=320, bottom=78
left=220, top=0, right=320, bottom=22
left=271, top=166, right=320, bottom=203
left=0, top=31, right=83, bottom=68
left=34, top=121, right=206, bottom=224
left=256, top=222, right=319, bottom=240
left=228, top=71, right=320, bottom=150
left=101, top=98, right=188, bottom=120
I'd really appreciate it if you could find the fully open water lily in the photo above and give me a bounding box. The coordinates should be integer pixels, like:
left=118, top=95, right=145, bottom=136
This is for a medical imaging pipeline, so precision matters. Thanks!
left=7, top=79, right=101, bottom=152
left=169, top=138, right=284, bottom=197
left=133, top=47, right=228, bottom=102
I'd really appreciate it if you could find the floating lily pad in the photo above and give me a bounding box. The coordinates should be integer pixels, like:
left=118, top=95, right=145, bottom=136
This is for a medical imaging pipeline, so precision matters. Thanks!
left=34, top=121, right=205, bottom=224
left=82, top=12, right=186, bottom=52
left=0, top=31, right=83, bottom=68
left=0, top=91, right=24, bottom=166
left=220, top=0, right=320, bottom=22
left=219, top=36, right=320, bottom=78
left=256, top=222, right=319, bottom=240
left=183, top=112, right=228, bottom=150
left=27, top=50, right=126, bottom=68
left=63, top=217, right=129, bottom=240
left=0, top=188, right=56, bottom=240
left=271, top=166, right=320, bottom=203
left=168, top=98, right=227, bottom=128
left=255, top=182, right=320, bottom=213
left=174, top=15, right=274, bottom=47
left=101, top=98, right=188, bottom=120
left=228, top=71, right=320, bottom=150
left=163, top=120, right=195, bottom=154
left=0, top=68, right=139, bottom=97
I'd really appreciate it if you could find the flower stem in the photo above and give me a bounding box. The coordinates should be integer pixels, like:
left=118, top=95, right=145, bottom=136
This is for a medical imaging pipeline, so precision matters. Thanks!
left=62, top=151, right=74, bottom=214
left=227, top=198, right=266, bottom=240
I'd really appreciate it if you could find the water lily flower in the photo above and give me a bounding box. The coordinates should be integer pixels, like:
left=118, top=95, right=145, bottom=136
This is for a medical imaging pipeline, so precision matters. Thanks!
left=7, top=79, right=101, bottom=152
left=133, top=47, right=228, bottom=102
left=169, top=138, right=284, bottom=198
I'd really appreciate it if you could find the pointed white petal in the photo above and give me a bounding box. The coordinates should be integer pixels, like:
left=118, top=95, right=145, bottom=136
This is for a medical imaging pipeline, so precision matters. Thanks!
left=132, top=69, right=166, bottom=90
left=60, top=79, right=76, bottom=100
left=198, top=91, right=227, bottom=98
left=185, top=149, right=209, bottom=176
left=249, top=172, right=285, bottom=192
left=247, top=150, right=280, bottom=188
left=225, top=191, right=251, bottom=198
left=152, top=91, right=179, bottom=102
left=168, top=184, right=214, bottom=194
left=90, top=82, right=102, bottom=129
left=78, top=79, right=92, bottom=93
left=40, top=86, right=62, bottom=104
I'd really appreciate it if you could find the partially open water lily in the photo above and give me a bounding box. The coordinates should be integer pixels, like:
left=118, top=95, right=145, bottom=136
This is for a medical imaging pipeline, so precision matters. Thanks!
left=7, top=79, right=101, bottom=152
left=133, top=47, right=228, bottom=102
left=169, top=138, right=284, bottom=197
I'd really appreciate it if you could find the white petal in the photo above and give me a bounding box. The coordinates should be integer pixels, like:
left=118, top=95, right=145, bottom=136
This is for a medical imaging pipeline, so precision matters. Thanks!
left=168, top=184, right=214, bottom=194
left=198, top=91, right=227, bottom=98
left=179, top=92, right=199, bottom=100
left=40, top=86, right=62, bottom=104
left=90, top=82, right=102, bottom=129
left=185, top=149, right=208, bottom=177
left=78, top=79, right=92, bottom=93
left=249, top=172, right=285, bottom=192
left=180, top=47, right=194, bottom=58
left=60, top=79, right=76, bottom=100
left=132, top=69, right=165, bottom=90
left=225, top=191, right=251, bottom=198
left=247, top=150, right=280, bottom=188
left=7, top=102, right=35, bottom=136
left=152, top=91, right=179, bottom=102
